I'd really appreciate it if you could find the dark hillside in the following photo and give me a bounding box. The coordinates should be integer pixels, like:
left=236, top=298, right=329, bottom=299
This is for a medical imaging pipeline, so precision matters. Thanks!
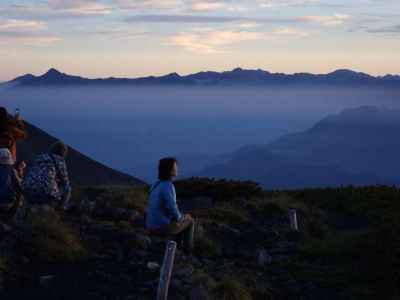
left=17, top=122, right=145, bottom=186
left=1, top=181, right=400, bottom=299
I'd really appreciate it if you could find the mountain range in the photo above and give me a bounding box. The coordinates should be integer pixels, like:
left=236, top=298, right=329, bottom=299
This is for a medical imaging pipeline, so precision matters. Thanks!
left=6, top=68, right=400, bottom=87
left=17, top=122, right=146, bottom=186
left=192, top=106, right=400, bottom=189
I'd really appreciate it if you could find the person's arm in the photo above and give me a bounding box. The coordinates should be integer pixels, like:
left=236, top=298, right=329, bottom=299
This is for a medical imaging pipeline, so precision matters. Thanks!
left=12, top=169, right=23, bottom=194
left=57, top=159, right=72, bottom=197
left=162, top=183, right=183, bottom=222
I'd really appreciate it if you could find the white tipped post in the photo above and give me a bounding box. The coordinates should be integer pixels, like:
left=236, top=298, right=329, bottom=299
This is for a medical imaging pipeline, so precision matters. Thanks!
left=289, top=208, right=299, bottom=231
left=157, top=240, right=177, bottom=300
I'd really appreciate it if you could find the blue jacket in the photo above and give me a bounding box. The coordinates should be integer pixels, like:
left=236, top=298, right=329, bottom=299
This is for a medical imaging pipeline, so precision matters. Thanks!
left=146, top=180, right=183, bottom=229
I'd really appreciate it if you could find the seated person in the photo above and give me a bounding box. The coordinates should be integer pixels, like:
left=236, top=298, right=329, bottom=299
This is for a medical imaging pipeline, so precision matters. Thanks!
left=146, top=157, right=194, bottom=253
left=15, top=160, right=27, bottom=179
left=0, top=148, right=22, bottom=222
left=22, top=141, right=71, bottom=210
left=0, top=107, right=26, bottom=162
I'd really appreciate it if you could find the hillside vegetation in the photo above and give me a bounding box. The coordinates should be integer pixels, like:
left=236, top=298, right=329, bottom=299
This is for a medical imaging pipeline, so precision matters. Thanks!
left=1, top=178, right=399, bottom=299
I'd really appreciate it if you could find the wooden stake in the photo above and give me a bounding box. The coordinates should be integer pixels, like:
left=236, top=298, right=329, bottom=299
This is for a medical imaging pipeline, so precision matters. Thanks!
left=289, top=208, right=299, bottom=231
left=157, top=240, right=177, bottom=300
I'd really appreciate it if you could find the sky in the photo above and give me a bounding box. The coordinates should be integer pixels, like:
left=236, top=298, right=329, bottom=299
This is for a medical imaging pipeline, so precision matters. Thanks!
left=0, top=0, right=399, bottom=81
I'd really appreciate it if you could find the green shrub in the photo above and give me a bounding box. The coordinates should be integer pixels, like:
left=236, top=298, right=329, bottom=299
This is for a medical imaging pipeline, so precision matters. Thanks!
left=22, top=210, right=86, bottom=263
left=93, top=186, right=148, bottom=213
left=246, top=197, right=286, bottom=217
left=358, top=217, right=400, bottom=299
left=192, top=269, right=217, bottom=289
left=175, top=178, right=263, bottom=203
left=208, top=203, right=249, bottom=225
left=117, top=186, right=148, bottom=213
left=298, top=231, right=364, bottom=263
left=194, top=236, right=221, bottom=257
left=213, top=279, right=253, bottom=300
left=0, top=256, right=7, bottom=271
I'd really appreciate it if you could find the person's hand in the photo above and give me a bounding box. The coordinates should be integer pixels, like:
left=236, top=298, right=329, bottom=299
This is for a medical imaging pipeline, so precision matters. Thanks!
left=185, top=213, right=193, bottom=221
left=19, top=161, right=26, bottom=170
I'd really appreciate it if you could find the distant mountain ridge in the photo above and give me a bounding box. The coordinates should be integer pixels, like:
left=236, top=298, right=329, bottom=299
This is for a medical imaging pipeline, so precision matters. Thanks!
left=7, top=68, right=400, bottom=87
left=193, top=106, right=400, bottom=189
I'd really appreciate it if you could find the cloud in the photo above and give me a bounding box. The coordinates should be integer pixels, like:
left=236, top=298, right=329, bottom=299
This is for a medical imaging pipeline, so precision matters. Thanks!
left=75, top=28, right=150, bottom=40
left=258, top=0, right=319, bottom=8
left=114, top=0, right=245, bottom=12
left=0, top=31, right=61, bottom=46
left=366, top=24, right=400, bottom=34
left=168, top=30, right=265, bottom=54
left=125, top=14, right=244, bottom=23
left=48, top=0, right=112, bottom=15
left=168, top=27, right=309, bottom=53
left=273, top=27, right=310, bottom=37
left=114, top=0, right=180, bottom=10
left=187, top=0, right=246, bottom=12
left=0, top=18, right=59, bottom=46
left=190, top=1, right=227, bottom=11
left=299, top=13, right=351, bottom=26
left=238, top=22, right=261, bottom=29
left=0, top=1, right=112, bottom=19
left=124, top=14, right=304, bottom=24
left=0, top=19, right=46, bottom=31
left=124, top=12, right=352, bottom=26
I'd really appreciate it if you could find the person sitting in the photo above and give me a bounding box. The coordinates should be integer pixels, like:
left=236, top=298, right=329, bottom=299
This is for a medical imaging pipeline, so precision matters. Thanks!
left=145, top=157, right=194, bottom=254
left=0, top=107, right=26, bottom=162
left=22, top=141, right=71, bottom=210
left=14, top=160, right=27, bottom=179
left=0, top=148, right=22, bottom=222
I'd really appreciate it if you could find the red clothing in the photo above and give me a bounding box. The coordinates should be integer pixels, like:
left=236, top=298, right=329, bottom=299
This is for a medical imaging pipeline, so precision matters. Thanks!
left=0, top=118, right=26, bottom=161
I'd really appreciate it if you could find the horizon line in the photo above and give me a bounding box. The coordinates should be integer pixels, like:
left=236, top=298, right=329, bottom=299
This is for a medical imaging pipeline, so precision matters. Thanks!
left=6, top=66, right=400, bottom=82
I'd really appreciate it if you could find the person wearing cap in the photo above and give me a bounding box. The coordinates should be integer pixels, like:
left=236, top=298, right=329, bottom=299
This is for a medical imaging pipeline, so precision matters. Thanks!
left=0, top=148, right=22, bottom=219
left=22, top=141, right=72, bottom=210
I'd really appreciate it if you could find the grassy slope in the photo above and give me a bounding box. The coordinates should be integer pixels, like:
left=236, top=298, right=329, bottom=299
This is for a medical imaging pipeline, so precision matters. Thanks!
left=1, top=180, right=399, bottom=299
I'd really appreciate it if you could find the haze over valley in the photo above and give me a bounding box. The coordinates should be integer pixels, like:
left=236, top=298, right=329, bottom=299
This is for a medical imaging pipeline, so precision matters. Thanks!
left=1, top=68, right=400, bottom=184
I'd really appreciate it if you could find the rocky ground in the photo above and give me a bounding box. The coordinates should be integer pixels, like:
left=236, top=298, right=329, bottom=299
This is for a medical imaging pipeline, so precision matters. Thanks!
left=0, top=182, right=398, bottom=299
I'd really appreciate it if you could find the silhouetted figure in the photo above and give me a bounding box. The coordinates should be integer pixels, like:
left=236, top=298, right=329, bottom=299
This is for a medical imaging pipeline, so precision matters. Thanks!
left=146, top=157, right=195, bottom=254
left=0, top=107, right=26, bottom=161
left=22, top=141, right=71, bottom=210
left=0, top=148, right=22, bottom=222
left=15, top=160, right=27, bottom=179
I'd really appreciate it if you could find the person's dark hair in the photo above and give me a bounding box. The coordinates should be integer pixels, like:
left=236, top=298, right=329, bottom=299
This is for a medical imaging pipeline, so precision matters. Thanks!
left=0, top=107, right=7, bottom=119
left=15, top=160, right=24, bottom=169
left=158, top=157, right=177, bottom=180
left=50, top=141, right=68, bottom=158
left=0, top=107, right=9, bottom=129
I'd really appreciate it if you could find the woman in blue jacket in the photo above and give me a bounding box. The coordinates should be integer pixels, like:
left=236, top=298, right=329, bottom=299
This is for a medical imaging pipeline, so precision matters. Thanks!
left=146, top=157, right=194, bottom=253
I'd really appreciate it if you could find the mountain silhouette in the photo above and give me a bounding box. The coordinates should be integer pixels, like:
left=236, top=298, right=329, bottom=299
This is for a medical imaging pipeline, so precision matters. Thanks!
left=17, top=122, right=146, bottom=186
left=7, top=68, right=400, bottom=87
left=194, top=106, right=400, bottom=188
left=265, top=106, right=400, bottom=182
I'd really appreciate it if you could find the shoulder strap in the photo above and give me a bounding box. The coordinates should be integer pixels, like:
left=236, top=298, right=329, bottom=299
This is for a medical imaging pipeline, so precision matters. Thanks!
left=149, top=180, right=161, bottom=194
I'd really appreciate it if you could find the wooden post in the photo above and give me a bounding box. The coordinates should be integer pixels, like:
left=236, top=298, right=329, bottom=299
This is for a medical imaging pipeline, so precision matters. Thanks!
left=157, top=240, right=177, bottom=300
left=187, top=220, right=195, bottom=253
left=289, top=208, right=298, bottom=231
